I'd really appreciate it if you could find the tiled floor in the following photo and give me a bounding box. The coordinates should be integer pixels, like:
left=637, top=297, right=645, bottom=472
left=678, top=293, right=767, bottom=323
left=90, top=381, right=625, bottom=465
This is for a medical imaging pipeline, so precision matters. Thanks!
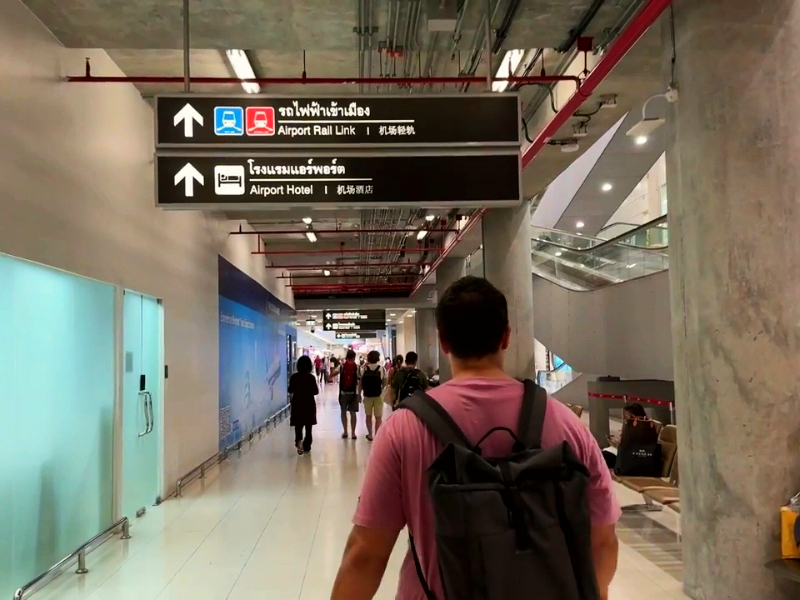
left=34, top=387, right=689, bottom=600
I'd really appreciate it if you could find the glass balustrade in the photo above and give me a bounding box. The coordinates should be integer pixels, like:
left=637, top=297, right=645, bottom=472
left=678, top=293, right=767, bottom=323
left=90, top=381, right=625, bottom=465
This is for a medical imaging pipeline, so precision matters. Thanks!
left=531, top=216, right=670, bottom=291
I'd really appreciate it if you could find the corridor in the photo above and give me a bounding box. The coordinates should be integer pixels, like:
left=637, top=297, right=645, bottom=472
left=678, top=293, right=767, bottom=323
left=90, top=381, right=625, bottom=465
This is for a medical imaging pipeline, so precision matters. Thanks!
left=35, top=386, right=688, bottom=600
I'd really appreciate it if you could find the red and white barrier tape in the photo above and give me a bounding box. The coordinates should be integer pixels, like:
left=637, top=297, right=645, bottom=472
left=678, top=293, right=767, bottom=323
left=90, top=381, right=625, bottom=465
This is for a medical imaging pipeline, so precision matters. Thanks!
left=588, top=392, right=673, bottom=408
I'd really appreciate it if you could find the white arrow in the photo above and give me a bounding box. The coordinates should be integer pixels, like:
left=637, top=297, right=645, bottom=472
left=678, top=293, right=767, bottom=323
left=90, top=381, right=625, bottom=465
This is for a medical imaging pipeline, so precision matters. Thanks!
left=173, top=103, right=204, bottom=138
left=326, top=323, right=332, bottom=329
left=326, top=313, right=332, bottom=319
left=174, top=163, right=204, bottom=197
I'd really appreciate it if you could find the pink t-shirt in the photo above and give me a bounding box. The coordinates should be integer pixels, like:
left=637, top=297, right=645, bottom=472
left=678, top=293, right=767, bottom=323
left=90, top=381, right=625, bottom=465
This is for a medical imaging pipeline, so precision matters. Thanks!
left=353, top=377, right=621, bottom=600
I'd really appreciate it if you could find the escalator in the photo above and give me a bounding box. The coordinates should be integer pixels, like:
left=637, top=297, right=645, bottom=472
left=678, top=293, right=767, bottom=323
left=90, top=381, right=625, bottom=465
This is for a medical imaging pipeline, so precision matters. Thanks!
left=531, top=216, right=673, bottom=380
left=531, top=216, right=669, bottom=291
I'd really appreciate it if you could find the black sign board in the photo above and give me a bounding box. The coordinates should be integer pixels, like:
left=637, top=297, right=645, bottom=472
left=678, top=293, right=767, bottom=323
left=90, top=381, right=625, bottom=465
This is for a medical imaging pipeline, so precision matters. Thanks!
left=335, top=332, right=378, bottom=340
left=156, top=153, right=520, bottom=209
left=324, top=321, right=385, bottom=332
left=156, top=95, right=520, bottom=148
left=325, top=309, right=386, bottom=323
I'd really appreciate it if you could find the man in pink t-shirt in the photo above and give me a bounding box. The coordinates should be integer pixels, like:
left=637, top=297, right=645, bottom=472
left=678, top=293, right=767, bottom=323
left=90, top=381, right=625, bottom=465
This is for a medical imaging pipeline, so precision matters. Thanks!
left=331, top=276, right=620, bottom=600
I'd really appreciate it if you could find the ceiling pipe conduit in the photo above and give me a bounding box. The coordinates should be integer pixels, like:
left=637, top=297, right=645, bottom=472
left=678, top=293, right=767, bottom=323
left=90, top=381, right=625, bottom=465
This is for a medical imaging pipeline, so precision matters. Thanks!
left=520, top=0, right=671, bottom=169
left=67, top=75, right=581, bottom=86
left=231, top=227, right=458, bottom=235
left=252, top=247, right=445, bottom=256
left=267, top=262, right=433, bottom=270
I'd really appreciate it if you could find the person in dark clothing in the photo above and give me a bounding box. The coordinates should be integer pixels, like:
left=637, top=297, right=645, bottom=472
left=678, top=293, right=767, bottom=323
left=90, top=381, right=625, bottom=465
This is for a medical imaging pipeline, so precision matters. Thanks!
left=289, top=355, right=319, bottom=455
left=601, top=403, right=648, bottom=469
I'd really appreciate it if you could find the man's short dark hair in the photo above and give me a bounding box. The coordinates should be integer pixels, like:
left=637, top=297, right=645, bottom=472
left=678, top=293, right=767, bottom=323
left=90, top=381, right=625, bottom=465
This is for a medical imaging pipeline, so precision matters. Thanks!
left=405, top=351, right=418, bottom=365
left=436, top=276, right=509, bottom=359
left=346, top=349, right=356, bottom=360
left=367, top=350, right=380, bottom=364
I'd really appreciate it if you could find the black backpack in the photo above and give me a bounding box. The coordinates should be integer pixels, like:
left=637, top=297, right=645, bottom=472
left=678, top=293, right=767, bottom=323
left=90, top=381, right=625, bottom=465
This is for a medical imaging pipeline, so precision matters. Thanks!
left=361, top=366, right=383, bottom=398
left=397, top=368, right=423, bottom=404
left=398, top=380, right=599, bottom=600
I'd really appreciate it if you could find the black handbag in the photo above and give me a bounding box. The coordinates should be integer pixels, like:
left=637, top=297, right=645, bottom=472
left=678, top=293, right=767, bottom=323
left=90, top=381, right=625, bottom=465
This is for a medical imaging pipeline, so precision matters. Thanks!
left=615, top=417, right=662, bottom=477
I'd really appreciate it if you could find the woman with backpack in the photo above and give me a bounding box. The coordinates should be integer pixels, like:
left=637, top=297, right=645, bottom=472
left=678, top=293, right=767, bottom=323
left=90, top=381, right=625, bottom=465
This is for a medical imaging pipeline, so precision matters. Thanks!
left=360, top=350, right=386, bottom=441
left=288, top=355, right=319, bottom=456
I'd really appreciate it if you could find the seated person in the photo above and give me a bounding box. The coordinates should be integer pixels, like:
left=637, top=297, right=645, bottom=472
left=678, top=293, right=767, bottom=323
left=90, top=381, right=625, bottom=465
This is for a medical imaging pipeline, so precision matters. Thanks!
left=601, top=403, right=647, bottom=469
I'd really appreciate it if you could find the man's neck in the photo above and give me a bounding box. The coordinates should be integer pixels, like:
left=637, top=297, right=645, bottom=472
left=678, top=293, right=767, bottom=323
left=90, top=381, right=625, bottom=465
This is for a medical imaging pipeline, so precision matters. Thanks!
left=449, top=354, right=510, bottom=381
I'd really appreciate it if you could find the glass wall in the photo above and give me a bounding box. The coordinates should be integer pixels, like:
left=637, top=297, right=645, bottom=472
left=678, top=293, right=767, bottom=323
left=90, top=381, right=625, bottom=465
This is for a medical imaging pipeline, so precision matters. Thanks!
left=0, top=253, right=115, bottom=597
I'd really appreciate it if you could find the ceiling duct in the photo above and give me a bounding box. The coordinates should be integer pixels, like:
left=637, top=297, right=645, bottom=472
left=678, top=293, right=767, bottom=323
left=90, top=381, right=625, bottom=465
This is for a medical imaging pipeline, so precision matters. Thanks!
left=427, top=0, right=457, bottom=32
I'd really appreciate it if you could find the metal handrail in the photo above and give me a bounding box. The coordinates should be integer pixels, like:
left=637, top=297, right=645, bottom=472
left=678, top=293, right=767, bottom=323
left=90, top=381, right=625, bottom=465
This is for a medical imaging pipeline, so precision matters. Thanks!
left=13, top=517, right=131, bottom=600
left=175, top=452, right=223, bottom=498
left=532, top=215, right=669, bottom=253
left=175, top=403, right=291, bottom=498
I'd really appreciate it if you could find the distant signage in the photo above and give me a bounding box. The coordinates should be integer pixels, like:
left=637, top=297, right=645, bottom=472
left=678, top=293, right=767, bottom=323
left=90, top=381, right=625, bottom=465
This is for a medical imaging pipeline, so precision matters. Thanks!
left=157, top=153, right=520, bottom=209
left=335, top=332, right=378, bottom=340
left=156, top=95, right=520, bottom=147
left=324, top=309, right=386, bottom=332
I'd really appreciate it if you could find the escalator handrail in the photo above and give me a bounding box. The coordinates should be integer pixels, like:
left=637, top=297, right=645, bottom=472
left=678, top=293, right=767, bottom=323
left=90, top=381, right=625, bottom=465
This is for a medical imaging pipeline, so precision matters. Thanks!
left=532, top=215, right=669, bottom=254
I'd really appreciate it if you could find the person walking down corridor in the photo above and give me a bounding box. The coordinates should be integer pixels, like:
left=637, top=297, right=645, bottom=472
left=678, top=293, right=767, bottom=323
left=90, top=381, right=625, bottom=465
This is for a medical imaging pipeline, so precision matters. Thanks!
left=391, top=351, right=428, bottom=407
left=289, top=355, right=318, bottom=455
left=339, top=349, right=360, bottom=440
left=332, top=276, right=620, bottom=600
left=360, top=350, right=386, bottom=442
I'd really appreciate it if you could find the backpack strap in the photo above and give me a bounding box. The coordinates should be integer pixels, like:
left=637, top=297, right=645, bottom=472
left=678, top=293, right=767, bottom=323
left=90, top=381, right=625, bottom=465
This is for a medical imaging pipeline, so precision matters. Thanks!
left=398, top=391, right=472, bottom=449
left=516, top=379, right=548, bottom=450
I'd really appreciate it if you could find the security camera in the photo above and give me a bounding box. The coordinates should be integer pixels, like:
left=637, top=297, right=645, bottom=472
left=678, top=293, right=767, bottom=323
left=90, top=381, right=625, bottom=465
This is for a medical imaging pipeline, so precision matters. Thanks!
left=310, top=327, right=316, bottom=334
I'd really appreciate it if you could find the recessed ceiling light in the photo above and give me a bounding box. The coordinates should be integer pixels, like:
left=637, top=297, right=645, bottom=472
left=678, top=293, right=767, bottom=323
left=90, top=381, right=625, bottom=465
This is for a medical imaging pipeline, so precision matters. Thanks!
left=601, top=182, right=613, bottom=192
left=555, top=251, right=563, bottom=257
left=398, top=320, right=404, bottom=324
left=635, top=136, right=648, bottom=146
left=390, top=313, right=396, bottom=316
left=302, top=217, right=313, bottom=225
left=576, top=221, right=585, bottom=229
left=305, top=230, right=318, bottom=243
left=425, top=214, right=436, bottom=222
left=323, top=269, right=330, bottom=276
left=417, top=230, right=429, bottom=240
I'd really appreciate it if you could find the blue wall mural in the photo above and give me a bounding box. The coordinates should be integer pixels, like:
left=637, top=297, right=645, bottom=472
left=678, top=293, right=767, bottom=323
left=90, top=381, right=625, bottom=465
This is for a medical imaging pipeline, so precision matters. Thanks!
left=218, top=256, right=294, bottom=451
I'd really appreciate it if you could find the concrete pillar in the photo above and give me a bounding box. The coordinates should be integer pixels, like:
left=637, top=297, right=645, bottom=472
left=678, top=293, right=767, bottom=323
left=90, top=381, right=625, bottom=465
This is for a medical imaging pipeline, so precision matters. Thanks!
left=482, top=201, right=535, bottom=379
left=436, top=257, right=466, bottom=383
left=667, top=3, right=800, bottom=598
left=414, top=308, right=439, bottom=377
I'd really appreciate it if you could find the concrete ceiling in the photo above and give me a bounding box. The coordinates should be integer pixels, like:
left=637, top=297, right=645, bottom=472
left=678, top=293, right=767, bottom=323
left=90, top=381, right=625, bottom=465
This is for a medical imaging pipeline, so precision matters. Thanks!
left=21, top=0, right=669, bottom=300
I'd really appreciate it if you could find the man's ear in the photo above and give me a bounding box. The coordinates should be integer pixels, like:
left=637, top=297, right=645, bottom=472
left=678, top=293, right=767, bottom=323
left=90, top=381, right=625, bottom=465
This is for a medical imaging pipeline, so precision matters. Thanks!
left=438, top=331, right=451, bottom=356
left=500, top=325, right=511, bottom=350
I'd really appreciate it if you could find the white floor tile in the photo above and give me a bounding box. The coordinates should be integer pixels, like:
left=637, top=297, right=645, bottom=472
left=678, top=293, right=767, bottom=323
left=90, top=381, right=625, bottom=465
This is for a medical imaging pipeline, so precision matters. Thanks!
left=32, top=386, right=688, bottom=600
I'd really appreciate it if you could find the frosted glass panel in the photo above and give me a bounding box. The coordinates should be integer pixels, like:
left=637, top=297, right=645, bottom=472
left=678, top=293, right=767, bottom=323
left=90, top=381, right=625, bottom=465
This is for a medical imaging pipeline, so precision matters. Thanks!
left=122, top=291, right=163, bottom=519
left=0, top=254, right=115, bottom=597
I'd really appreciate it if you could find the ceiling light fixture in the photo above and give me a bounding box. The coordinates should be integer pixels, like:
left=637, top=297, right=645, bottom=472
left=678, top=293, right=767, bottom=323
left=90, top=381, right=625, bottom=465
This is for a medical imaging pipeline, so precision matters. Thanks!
left=492, top=49, right=526, bottom=93
left=323, top=269, right=331, bottom=276
left=425, top=214, right=436, bottom=222
left=601, top=182, right=613, bottom=192
left=635, top=135, right=648, bottom=146
left=576, top=221, right=585, bottom=229
left=417, top=230, right=429, bottom=240
left=225, top=49, right=260, bottom=94
left=390, top=313, right=396, bottom=316
left=555, top=251, right=563, bottom=257
left=302, top=217, right=313, bottom=225
left=305, top=230, right=318, bottom=243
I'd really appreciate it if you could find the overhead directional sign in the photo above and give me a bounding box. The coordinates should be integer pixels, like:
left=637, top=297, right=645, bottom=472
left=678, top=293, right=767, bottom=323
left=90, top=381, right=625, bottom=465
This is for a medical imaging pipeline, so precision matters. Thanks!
left=335, top=332, right=378, bottom=340
left=156, top=95, right=520, bottom=147
left=156, top=153, right=520, bottom=209
left=324, top=309, right=386, bottom=332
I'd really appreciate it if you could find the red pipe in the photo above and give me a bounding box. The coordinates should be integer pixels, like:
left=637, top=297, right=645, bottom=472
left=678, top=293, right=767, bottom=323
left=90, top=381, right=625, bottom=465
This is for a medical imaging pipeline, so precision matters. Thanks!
left=278, top=273, right=414, bottom=279
left=267, top=262, right=432, bottom=270
left=232, top=228, right=457, bottom=236
left=410, top=210, right=487, bottom=294
left=521, top=0, right=671, bottom=169
left=292, top=285, right=414, bottom=293
left=254, top=247, right=445, bottom=256
left=68, top=75, right=580, bottom=86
